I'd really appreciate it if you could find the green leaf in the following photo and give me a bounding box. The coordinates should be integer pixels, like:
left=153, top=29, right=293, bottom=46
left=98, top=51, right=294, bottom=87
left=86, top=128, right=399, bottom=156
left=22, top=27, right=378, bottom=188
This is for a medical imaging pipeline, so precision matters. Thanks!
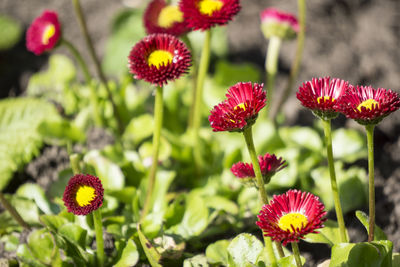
left=204, top=196, right=239, bottom=215
left=137, top=225, right=162, bottom=267
left=355, top=210, right=388, bottom=241
left=227, top=233, right=263, bottom=267
left=279, top=126, right=323, bottom=152
left=330, top=240, right=393, bottom=267
left=304, top=219, right=345, bottom=246
left=214, top=61, right=261, bottom=87
left=114, top=239, right=139, bottom=267
left=183, top=254, right=210, bottom=267
left=276, top=255, right=306, bottom=267
left=0, top=97, right=60, bottom=190
left=40, top=214, right=69, bottom=232
left=332, top=128, right=367, bottom=163
left=123, top=114, right=154, bottom=145
left=16, top=183, right=54, bottom=215
left=206, top=239, right=230, bottom=265
left=392, top=253, right=400, bottom=266
left=84, top=150, right=125, bottom=190
left=38, top=119, right=86, bottom=145
left=8, top=195, right=40, bottom=224
left=16, top=244, right=47, bottom=267
left=108, top=187, right=137, bottom=204
left=58, top=223, right=88, bottom=248
left=26, top=229, right=55, bottom=265
left=0, top=15, right=22, bottom=50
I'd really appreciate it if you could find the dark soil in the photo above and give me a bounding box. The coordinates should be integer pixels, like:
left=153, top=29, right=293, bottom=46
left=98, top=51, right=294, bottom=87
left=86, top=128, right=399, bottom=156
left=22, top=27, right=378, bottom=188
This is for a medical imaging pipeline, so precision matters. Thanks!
left=1, top=0, right=399, bottom=265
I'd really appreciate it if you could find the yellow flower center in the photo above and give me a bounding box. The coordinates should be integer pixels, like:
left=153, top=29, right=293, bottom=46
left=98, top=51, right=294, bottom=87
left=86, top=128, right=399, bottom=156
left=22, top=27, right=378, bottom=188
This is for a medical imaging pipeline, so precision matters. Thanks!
left=148, top=50, right=173, bottom=69
left=317, top=96, right=334, bottom=104
left=42, top=24, right=56, bottom=45
left=198, top=0, right=224, bottom=16
left=278, top=212, right=308, bottom=232
left=357, top=99, right=379, bottom=111
left=75, top=185, right=96, bottom=207
left=158, top=6, right=184, bottom=28
left=234, top=103, right=246, bottom=111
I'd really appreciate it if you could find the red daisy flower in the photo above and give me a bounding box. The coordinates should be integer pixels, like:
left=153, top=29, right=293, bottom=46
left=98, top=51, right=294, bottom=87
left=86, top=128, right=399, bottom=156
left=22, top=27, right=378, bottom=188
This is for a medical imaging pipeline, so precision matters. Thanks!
left=337, top=85, right=400, bottom=125
left=231, top=153, right=287, bottom=184
left=144, top=0, right=190, bottom=36
left=209, top=82, right=266, bottom=132
left=296, top=77, right=350, bottom=120
left=26, top=10, right=61, bottom=55
left=128, top=33, right=191, bottom=86
left=256, top=190, right=327, bottom=246
left=179, top=0, right=241, bottom=31
left=260, top=8, right=299, bottom=40
left=63, top=174, right=104, bottom=216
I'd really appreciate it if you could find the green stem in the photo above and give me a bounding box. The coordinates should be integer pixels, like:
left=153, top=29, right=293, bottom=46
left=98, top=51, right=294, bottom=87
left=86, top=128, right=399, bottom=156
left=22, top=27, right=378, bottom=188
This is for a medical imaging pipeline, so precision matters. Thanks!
left=0, top=192, right=30, bottom=230
left=61, top=39, right=103, bottom=126
left=192, top=30, right=211, bottom=170
left=242, top=127, right=277, bottom=265
left=265, top=36, right=282, bottom=118
left=276, top=241, right=285, bottom=258
left=70, top=154, right=82, bottom=174
left=93, top=209, right=105, bottom=267
left=291, top=242, right=302, bottom=267
left=366, top=124, right=375, bottom=242
left=71, top=0, right=123, bottom=134
left=141, top=86, right=164, bottom=220
left=322, top=119, right=347, bottom=243
left=270, top=0, right=306, bottom=120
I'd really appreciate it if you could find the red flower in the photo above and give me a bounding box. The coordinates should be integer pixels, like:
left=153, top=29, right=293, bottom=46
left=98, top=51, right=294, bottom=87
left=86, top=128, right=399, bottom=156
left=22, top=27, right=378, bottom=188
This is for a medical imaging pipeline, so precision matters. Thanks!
left=128, top=33, right=191, bottom=86
left=337, top=85, right=400, bottom=125
left=63, top=174, right=104, bottom=216
left=256, top=190, right=327, bottom=246
left=179, top=0, right=241, bottom=31
left=296, top=77, right=350, bottom=120
left=231, top=153, right=286, bottom=184
left=209, top=82, right=266, bottom=132
left=260, top=8, right=299, bottom=40
left=26, top=10, right=61, bottom=55
left=144, top=0, right=190, bottom=36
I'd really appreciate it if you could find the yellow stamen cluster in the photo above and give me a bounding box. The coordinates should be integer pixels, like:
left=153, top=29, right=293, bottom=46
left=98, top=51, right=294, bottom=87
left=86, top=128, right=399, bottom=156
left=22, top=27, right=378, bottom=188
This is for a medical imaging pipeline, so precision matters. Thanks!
left=75, top=185, right=96, bottom=207
left=198, top=0, right=224, bottom=16
left=317, top=96, right=334, bottom=104
left=148, top=50, right=173, bottom=69
left=158, top=6, right=184, bottom=28
left=278, top=212, right=308, bottom=232
left=42, top=24, right=56, bottom=45
left=234, top=103, right=246, bottom=111
left=357, top=99, right=379, bottom=111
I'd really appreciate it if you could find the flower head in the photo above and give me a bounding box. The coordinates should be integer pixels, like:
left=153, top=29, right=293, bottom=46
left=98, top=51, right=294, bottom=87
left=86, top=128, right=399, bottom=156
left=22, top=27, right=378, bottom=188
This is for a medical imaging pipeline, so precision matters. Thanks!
left=231, top=153, right=287, bottom=185
left=296, top=77, right=350, bottom=120
left=26, top=10, right=61, bottom=55
left=260, top=8, right=299, bottom=40
left=209, top=82, right=266, bottom=132
left=144, top=0, right=190, bottom=36
left=337, top=85, right=400, bottom=125
left=63, top=174, right=104, bottom=216
left=179, top=0, right=241, bottom=31
left=256, top=190, right=326, bottom=246
left=128, top=33, right=191, bottom=86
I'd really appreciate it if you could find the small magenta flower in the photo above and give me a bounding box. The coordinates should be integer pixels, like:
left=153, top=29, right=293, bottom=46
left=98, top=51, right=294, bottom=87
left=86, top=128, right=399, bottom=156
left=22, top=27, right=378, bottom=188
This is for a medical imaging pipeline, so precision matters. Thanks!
left=144, top=0, right=189, bottom=36
left=260, top=8, right=299, bottom=40
left=257, top=190, right=327, bottom=246
left=26, top=10, right=61, bottom=55
left=209, top=82, right=266, bottom=132
left=63, top=174, right=104, bottom=216
left=337, top=85, right=400, bottom=125
left=296, top=77, right=350, bottom=120
left=179, top=0, right=241, bottom=31
left=128, top=33, right=191, bottom=86
left=231, top=153, right=287, bottom=185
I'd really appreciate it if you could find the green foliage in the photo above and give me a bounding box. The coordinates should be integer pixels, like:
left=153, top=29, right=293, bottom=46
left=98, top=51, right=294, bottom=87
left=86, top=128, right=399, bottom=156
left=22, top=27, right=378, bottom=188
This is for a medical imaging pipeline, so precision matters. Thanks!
left=305, top=219, right=346, bottom=246
left=227, top=233, right=263, bottom=266
left=355, top=210, right=388, bottom=241
left=0, top=15, right=22, bottom=50
left=0, top=97, right=60, bottom=190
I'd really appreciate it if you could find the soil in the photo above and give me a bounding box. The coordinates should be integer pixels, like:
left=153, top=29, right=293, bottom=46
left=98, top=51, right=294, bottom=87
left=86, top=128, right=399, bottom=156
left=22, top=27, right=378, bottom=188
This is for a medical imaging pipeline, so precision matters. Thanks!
left=1, top=0, right=400, bottom=265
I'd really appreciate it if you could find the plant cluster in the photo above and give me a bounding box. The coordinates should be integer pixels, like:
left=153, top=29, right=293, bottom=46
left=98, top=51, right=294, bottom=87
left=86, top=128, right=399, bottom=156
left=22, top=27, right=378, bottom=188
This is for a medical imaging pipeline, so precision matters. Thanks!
left=0, top=0, right=399, bottom=266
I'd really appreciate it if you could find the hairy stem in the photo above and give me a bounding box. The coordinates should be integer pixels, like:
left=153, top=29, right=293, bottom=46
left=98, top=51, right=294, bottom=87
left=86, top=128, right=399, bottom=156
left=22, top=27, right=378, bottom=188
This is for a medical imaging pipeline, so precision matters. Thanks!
left=265, top=36, right=282, bottom=119
left=93, top=209, right=104, bottom=267
left=291, top=242, right=302, bottom=267
left=366, top=124, right=375, bottom=242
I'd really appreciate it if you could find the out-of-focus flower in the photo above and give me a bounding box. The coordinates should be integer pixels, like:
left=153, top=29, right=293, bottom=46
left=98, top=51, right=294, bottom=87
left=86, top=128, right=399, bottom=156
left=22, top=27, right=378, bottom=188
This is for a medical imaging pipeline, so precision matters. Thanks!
left=209, top=82, right=266, bottom=132
left=128, top=33, right=191, bottom=86
left=337, top=85, right=400, bottom=125
left=256, top=190, right=327, bottom=246
left=260, top=8, right=298, bottom=40
left=179, top=0, right=241, bottom=31
left=144, top=0, right=189, bottom=36
left=63, top=174, right=104, bottom=216
left=26, top=10, right=61, bottom=55
left=231, top=153, right=286, bottom=185
left=296, top=77, right=350, bottom=120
